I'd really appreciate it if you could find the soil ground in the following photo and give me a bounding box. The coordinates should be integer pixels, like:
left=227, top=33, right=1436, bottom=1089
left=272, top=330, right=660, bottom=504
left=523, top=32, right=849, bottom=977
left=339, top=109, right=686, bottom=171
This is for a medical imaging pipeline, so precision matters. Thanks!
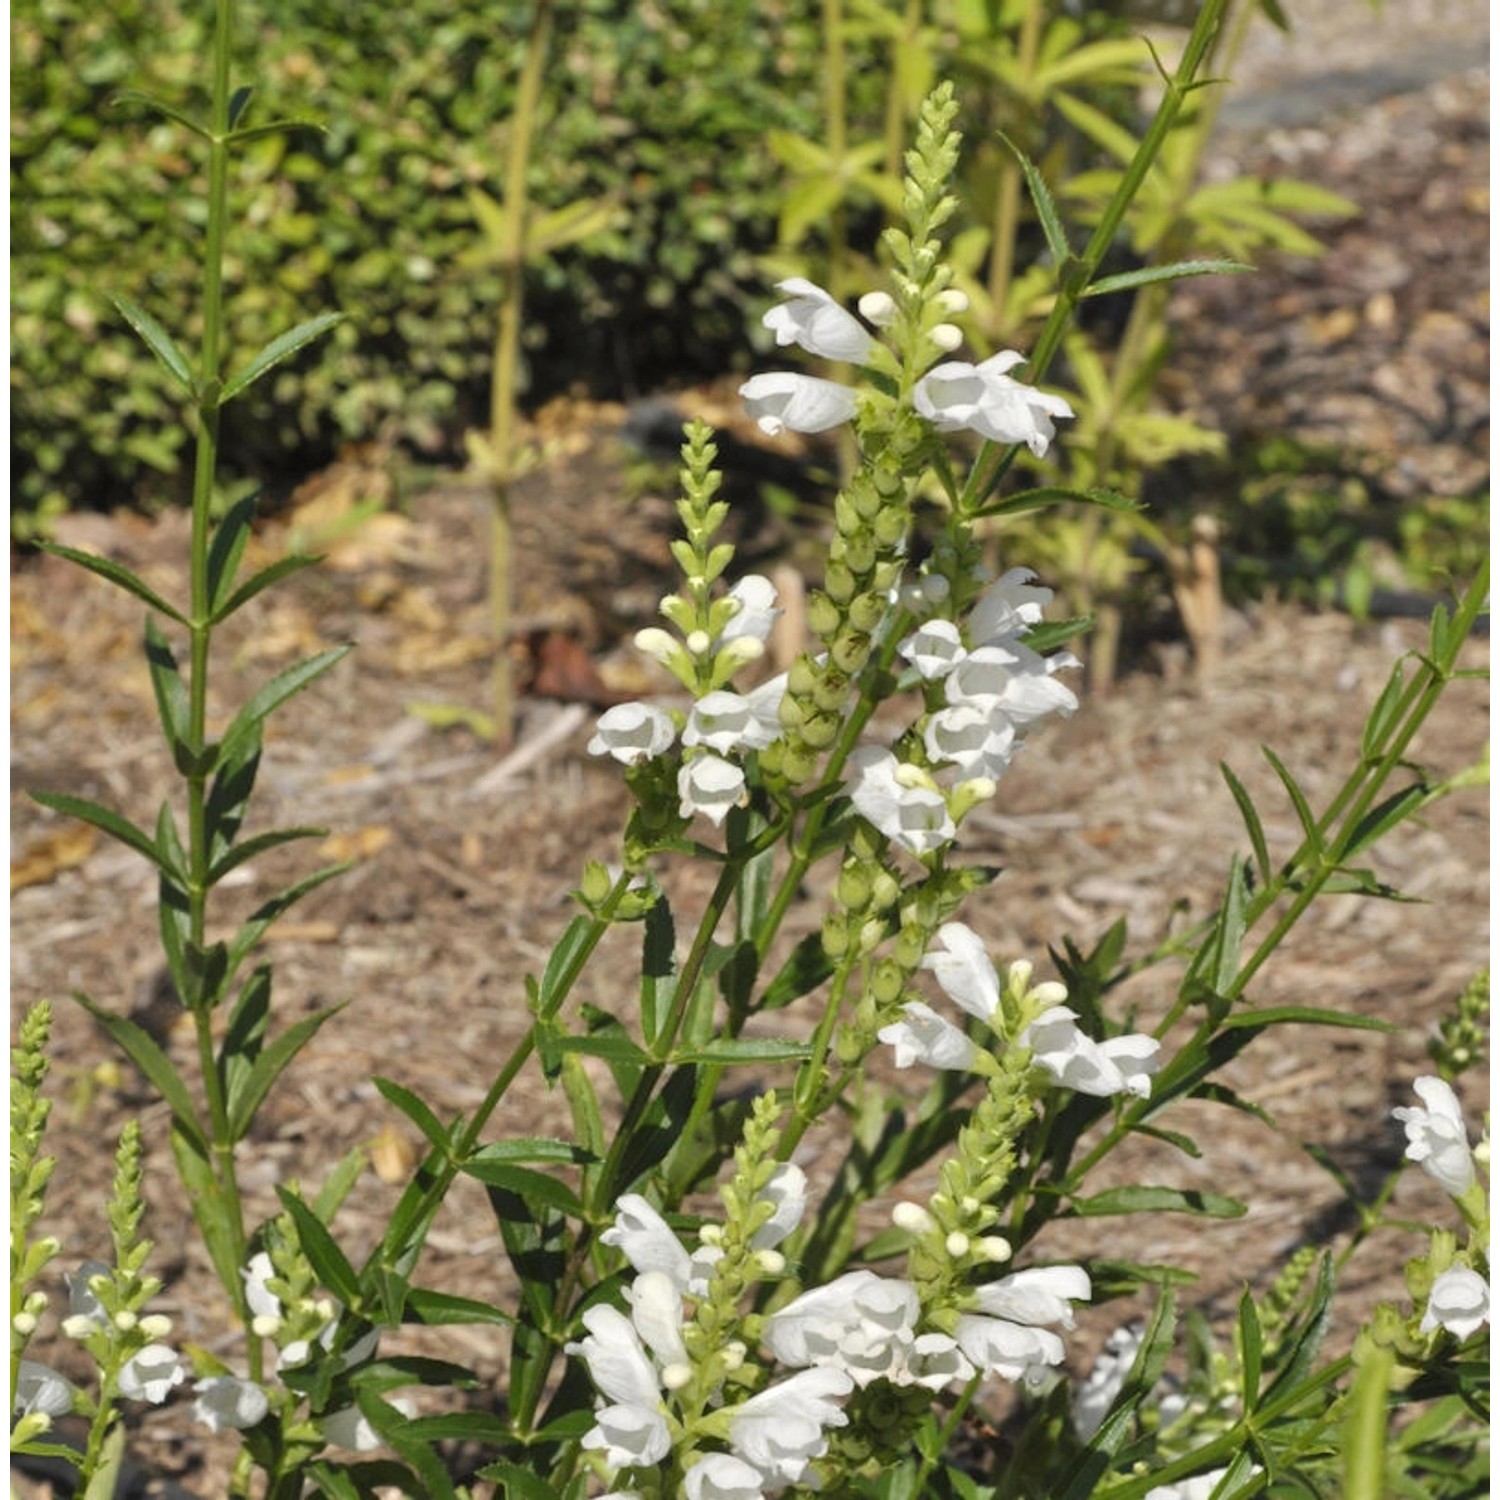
left=10, top=6, right=1489, bottom=1494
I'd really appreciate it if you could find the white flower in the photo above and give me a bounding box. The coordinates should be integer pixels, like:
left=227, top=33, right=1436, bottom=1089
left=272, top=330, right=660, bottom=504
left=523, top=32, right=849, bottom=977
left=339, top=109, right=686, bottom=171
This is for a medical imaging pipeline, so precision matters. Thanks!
left=193, top=1376, right=270, bottom=1433
left=624, top=1270, right=690, bottom=1376
left=848, top=747, right=955, bottom=858
left=1022, top=1007, right=1160, bottom=1099
left=753, top=1163, right=809, bottom=1249
left=588, top=703, right=677, bottom=765
left=923, top=704, right=1016, bottom=778
left=601, top=1195, right=713, bottom=1295
left=66, top=1259, right=112, bottom=1328
left=322, top=1395, right=416, bottom=1451
left=1145, top=1465, right=1261, bottom=1500
left=1421, top=1265, right=1489, bottom=1339
left=678, top=752, right=748, bottom=825
left=857, top=290, right=898, bottom=328
left=14, top=1360, right=74, bottom=1418
left=684, top=1452, right=766, bottom=1500
left=907, top=1333, right=976, bottom=1391
left=1073, top=1323, right=1144, bottom=1440
left=955, top=1314, right=1066, bottom=1383
left=242, top=1251, right=282, bottom=1323
left=763, top=278, right=875, bottom=364
left=739, top=372, right=860, bottom=436
left=972, top=1265, right=1091, bottom=1329
left=913, top=352, right=1075, bottom=457
left=729, top=1366, right=853, bottom=1486
left=567, top=1305, right=672, bottom=1470
left=970, top=568, right=1053, bottom=644
left=898, top=619, right=967, bottom=680
left=684, top=691, right=778, bottom=754
left=923, top=923, right=1002, bottom=1024
left=1393, top=1076, right=1476, bottom=1198
left=879, top=1001, right=977, bottom=1071
left=945, top=642, right=1079, bottom=727
left=762, top=1270, right=922, bottom=1387
left=957, top=1265, right=1091, bottom=1385
left=117, top=1344, right=186, bottom=1404
left=583, top=1400, right=673, bottom=1471
left=722, top=575, right=781, bottom=647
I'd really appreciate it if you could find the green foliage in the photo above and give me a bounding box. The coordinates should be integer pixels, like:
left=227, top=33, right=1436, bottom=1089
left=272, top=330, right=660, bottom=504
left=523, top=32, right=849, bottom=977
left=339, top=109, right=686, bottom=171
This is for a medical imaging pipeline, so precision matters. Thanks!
left=11, top=0, right=867, bottom=520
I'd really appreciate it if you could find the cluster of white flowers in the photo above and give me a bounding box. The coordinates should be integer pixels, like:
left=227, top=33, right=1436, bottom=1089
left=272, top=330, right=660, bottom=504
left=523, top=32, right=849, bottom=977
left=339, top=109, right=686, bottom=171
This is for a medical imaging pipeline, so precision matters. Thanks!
left=879, top=922, right=1160, bottom=1100
left=586, top=576, right=787, bottom=826
left=740, top=278, right=1073, bottom=459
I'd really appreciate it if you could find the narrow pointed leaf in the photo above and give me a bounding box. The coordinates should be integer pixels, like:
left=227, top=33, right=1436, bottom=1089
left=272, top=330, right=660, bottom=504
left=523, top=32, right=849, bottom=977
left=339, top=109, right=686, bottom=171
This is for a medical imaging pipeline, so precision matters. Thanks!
left=31, top=791, right=177, bottom=877
left=212, top=553, right=324, bottom=624
left=143, top=616, right=190, bottom=750
left=277, top=1187, right=362, bottom=1307
left=206, top=731, right=262, bottom=860
left=225, top=116, right=326, bottom=147
left=34, top=543, right=188, bottom=624
left=1341, top=783, right=1434, bottom=858
left=1343, top=1341, right=1394, bottom=1500
left=226, top=863, right=349, bottom=974
left=205, top=493, right=260, bottom=613
left=1238, top=1289, right=1264, bottom=1409
left=1206, top=855, right=1252, bottom=996
left=219, top=312, right=346, bottom=405
left=640, top=893, right=675, bottom=1048
left=525, top=195, right=621, bottom=258
left=219, top=646, right=351, bottom=763
left=459, top=1162, right=583, bottom=1218
left=1083, top=259, right=1249, bottom=297
left=1220, top=762, right=1271, bottom=884
left=676, top=1037, right=811, bottom=1064
left=352, top=1391, right=453, bottom=1500
left=998, top=130, right=1071, bottom=265
left=1361, top=661, right=1409, bottom=758
left=373, top=1077, right=457, bottom=1153
left=109, top=295, right=195, bottom=390
left=1068, top=1185, right=1246, bottom=1219
left=974, top=484, right=1137, bottom=520
left=229, top=1003, right=348, bottom=1141
left=1263, top=745, right=1323, bottom=851
left=74, top=993, right=205, bottom=1150
left=107, top=89, right=211, bottom=137
left=207, top=825, right=327, bottom=886
left=401, top=1289, right=514, bottom=1328
left=170, top=1123, right=243, bottom=1299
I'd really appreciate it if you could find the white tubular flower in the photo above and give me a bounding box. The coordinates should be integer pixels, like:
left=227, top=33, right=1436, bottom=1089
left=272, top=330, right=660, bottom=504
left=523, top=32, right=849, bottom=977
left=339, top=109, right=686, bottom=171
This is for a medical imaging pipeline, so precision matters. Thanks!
left=879, top=1002, right=978, bottom=1071
left=972, top=1266, right=1092, bottom=1329
left=722, top=575, right=780, bottom=647
left=913, top=352, right=1075, bottom=457
left=898, top=619, right=967, bottom=680
left=1393, top=1076, right=1476, bottom=1198
left=762, top=1269, right=922, bottom=1387
left=857, top=290, right=898, bottom=328
left=729, top=1366, right=853, bottom=1486
left=625, top=1270, right=689, bottom=1373
left=1022, top=1007, right=1160, bottom=1099
left=954, top=1314, right=1065, bottom=1383
left=907, top=1333, right=975, bottom=1391
left=322, top=1396, right=416, bottom=1451
left=583, top=1401, right=673, bottom=1471
left=684, top=1452, right=767, bottom=1500
left=970, top=568, right=1053, bottom=644
left=588, top=703, right=677, bottom=765
left=957, top=1265, right=1091, bottom=1386
left=739, top=372, right=859, bottom=436
left=763, top=278, right=874, bottom=364
left=567, top=1305, right=671, bottom=1470
left=923, top=922, right=1002, bottom=1024
left=117, top=1344, right=186, bottom=1404
left=1073, top=1323, right=1145, bottom=1440
left=14, top=1360, right=75, bottom=1418
left=601, top=1196, right=698, bottom=1292
left=684, top=691, right=778, bottom=754
left=242, top=1251, right=281, bottom=1323
left=1420, top=1265, right=1490, bottom=1339
left=678, top=752, right=748, bottom=825
left=923, top=704, right=1016, bottom=779
left=753, top=1163, right=809, bottom=1250
left=193, top=1376, right=271, bottom=1433
left=945, top=642, right=1080, bottom=727
left=66, top=1260, right=111, bottom=1328
left=1145, top=1466, right=1261, bottom=1500
left=743, top=670, right=789, bottom=745
left=848, top=747, right=955, bottom=858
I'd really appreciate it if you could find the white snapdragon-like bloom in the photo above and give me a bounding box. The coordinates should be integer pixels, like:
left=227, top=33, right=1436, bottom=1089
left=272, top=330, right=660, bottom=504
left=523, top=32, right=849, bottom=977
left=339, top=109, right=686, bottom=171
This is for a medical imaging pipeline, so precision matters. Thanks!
left=566, top=1305, right=672, bottom=1470
left=923, top=704, right=1016, bottom=778
left=602, top=1195, right=713, bottom=1296
left=1144, top=1465, right=1261, bottom=1500
left=193, top=1376, right=271, bottom=1433
left=898, top=619, right=967, bottom=681
left=14, top=1360, right=75, bottom=1419
left=728, top=1366, right=853, bottom=1486
left=624, top=1270, right=691, bottom=1384
left=66, top=1259, right=112, bottom=1330
left=684, top=691, right=779, bottom=755
left=970, top=568, right=1054, bottom=645
left=848, top=746, right=955, bottom=857
left=763, top=1269, right=929, bottom=1388
left=944, top=642, right=1080, bottom=728
left=720, top=575, right=781, bottom=649
left=1073, top=1323, right=1145, bottom=1440
left=1421, top=1265, right=1489, bottom=1339
left=117, top=1344, right=187, bottom=1404
left=879, top=1001, right=978, bottom=1071
left=684, top=1452, right=767, bottom=1500
left=1021, top=1006, right=1160, bottom=1100
left=588, top=703, right=677, bottom=765
left=922, top=922, right=1006, bottom=1024
left=762, top=278, right=875, bottom=364
left=739, top=372, right=859, bottom=437
left=1393, top=1076, right=1476, bottom=1198
left=752, top=1163, right=809, bottom=1250
left=956, top=1265, right=1091, bottom=1386
left=679, top=753, right=748, bottom=826
left=913, top=352, right=1075, bottom=457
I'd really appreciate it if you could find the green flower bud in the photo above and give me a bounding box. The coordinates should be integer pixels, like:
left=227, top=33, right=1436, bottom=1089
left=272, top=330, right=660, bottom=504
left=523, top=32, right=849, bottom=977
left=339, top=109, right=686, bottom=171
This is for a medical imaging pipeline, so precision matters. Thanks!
left=831, top=632, right=870, bottom=676
left=578, top=861, right=614, bottom=908
left=807, top=592, right=842, bottom=639
left=782, top=746, right=818, bottom=785
left=801, top=711, right=840, bottom=750
left=837, top=865, right=872, bottom=910
left=843, top=532, right=876, bottom=574
left=851, top=478, right=884, bottom=521
left=847, top=592, right=886, bottom=634
left=870, top=870, right=901, bottom=911
left=873, top=505, right=908, bottom=548
left=810, top=670, right=850, bottom=714
left=825, top=561, right=857, bottom=604
left=871, top=959, right=906, bottom=1006
left=822, top=914, right=850, bottom=960
left=788, top=654, right=822, bottom=697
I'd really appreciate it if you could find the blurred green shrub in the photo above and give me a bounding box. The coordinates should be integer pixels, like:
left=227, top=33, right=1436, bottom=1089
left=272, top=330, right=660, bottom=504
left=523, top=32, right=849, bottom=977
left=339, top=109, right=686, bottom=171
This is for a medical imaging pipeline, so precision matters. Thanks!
left=11, top=0, right=877, bottom=521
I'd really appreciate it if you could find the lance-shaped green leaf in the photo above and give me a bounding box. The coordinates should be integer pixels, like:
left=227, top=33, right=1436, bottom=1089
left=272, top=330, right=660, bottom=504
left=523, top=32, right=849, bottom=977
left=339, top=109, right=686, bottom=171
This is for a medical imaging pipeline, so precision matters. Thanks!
left=639, top=892, right=675, bottom=1048
left=224, top=862, right=348, bottom=978
left=1237, top=1289, right=1264, bottom=1412
left=525, top=195, right=621, bottom=259
left=972, top=485, right=1137, bottom=521
left=760, top=931, right=834, bottom=1012
left=675, top=1037, right=811, bottom=1065
left=74, top=993, right=204, bottom=1150
left=35, top=542, right=188, bottom=625
left=481, top=1462, right=568, bottom=1500
left=170, top=1122, right=243, bottom=1299
left=211, top=552, right=324, bottom=625
left=997, top=130, right=1072, bottom=267
left=207, top=824, right=327, bottom=887
left=1342, top=1340, right=1395, bottom=1500
left=1083, top=258, right=1250, bottom=298
left=109, top=295, right=195, bottom=391
left=226, top=115, right=327, bottom=148
left=1263, top=745, right=1323, bottom=854
left=351, top=1389, right=454, bottom=1500
left=1220, top=761, right=1271, bottom=885
left=205, top=729, right=262, bottom=860
left=107, top=89, right=212, bottom=138
left=218, top=645, right=351, bottom=765
left=143, top=615, right=190, bottom=752
left=278, top=1186, right=362, bottom=1308
left=205, top=493, right=259, bottom=613
left=1204, top=854, right=1252, bottom=998
left=30, top=791, right=181, bottom=880
left=373, top=1078, right=458, bottom=1154
left=228, top=1003, right=347, bottom=1142
left=1067, top=1184, right=1246, bottom=1219
left=1341, top=782, right=1435, bottom=859
left=460, top=1161, right=583, bottom=1219
left=219, top=312, right=346, bottom=405
left=402, top=1289, right=515, bottom=1328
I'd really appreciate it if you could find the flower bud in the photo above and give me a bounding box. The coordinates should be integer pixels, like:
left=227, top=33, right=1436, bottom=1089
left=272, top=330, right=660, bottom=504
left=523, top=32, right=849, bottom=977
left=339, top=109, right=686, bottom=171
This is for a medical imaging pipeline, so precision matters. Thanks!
left=782, top=746, right=818, bottom=784
left=847, top=592, right=886, bottom=635
left=937, top=289, right=970, bottom=315
left=113, top=1311, right=138, bottom=1333
left=13, top=1312, right=37, bottom=1336
left=661, top=1361, right=694, bottom=1392
left=801, top=711, right=841, bottom=750
left=821, top=914, right=850, bottom=960
left=831, top=633, right=870, bottom=676
left=807, top=592, right=842, bottom=639
left=825, top=560, right=857, bottom=604
left=634, top=626, right=679, bottom=664
left=891, top=1201, right=935, bottom=1234
left=837, top=865, right=872, bottom=910
left=946, top=1231, right=970, bottom=1259
left=975, top=1236, right=1013, bottom=1263
left=755, top=1249, right=786, bottom=1277
left=139, top=1314, right=173, bottom=1340
left=871, top=959, right=906, bottom=1006
left=872, top=507, right=907, bottom=548
left=251, top=1314, right=283, bottom=1339
left=843, top=532, right=877, bottom=574
left=61, top=1315, right=96, bottom=1340
left=929, top=323, right=963, bottom=352
left=858, top=290, right=898, bottom=326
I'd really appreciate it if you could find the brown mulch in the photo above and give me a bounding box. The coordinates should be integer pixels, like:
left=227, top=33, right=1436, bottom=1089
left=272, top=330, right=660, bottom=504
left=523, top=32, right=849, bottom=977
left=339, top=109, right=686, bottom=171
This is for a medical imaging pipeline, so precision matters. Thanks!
left=10, top=47, right=1489, bottom=1500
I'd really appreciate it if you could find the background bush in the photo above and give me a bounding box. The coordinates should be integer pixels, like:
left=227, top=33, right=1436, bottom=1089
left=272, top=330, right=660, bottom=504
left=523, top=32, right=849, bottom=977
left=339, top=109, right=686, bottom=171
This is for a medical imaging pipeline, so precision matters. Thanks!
left=11, top=0, right=885, bottom=520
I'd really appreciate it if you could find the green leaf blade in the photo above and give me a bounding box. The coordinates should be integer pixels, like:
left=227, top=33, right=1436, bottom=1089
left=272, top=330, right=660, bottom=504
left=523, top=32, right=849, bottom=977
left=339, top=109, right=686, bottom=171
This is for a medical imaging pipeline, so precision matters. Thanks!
left=219, top=312, right=346, bottom=405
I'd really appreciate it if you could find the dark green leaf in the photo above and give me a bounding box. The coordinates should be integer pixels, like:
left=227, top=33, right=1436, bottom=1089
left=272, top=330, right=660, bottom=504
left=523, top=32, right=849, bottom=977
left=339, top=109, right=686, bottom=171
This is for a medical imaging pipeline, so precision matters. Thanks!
left=219, top=647, right=352, bottom=764
left=675, top=1037, right=811, bottom=1064
left=277, top=1187, right=362, bottom=1308
left=1206, top=855, right=1252, bottom=997
left=1341, top=783, right=1433, bottom=858
left=225, top=863, right=348, bottom=974
left=1220, top=762, right=1271, bottom=885
left=227, top=85, right=254, bottom=129
left=760, top=931, right=834, bottom=1011
left=350, top=1390, right=453, bottom=1500
left=1237, top=1289, right=1264, bottom=1410
left=1262, top=745, right=1323, bottom=852
left=207, top=825, right=327, bottom=887
left=220, top=312, right=346, bottom=404
left=1190, top=1081, right=1276, bottom=1129
left=1131, top=1123, right=1202, bottom=1158
left=34, top=543, right=188, bottom=623
left=106, top=89, right=211, bottom=137
left=401, top=1289, right=514, bottom=1328
left=212, top=553, right=324, bottom=625
left=402, top=1411, right=519, bottom=1443
left=205, top=494, right=258, bottom=614
left=460, top=1162, right=583, bottom=1218
left=1219, top=1005, right=1395, bottom=1035
left=221, top=964, right=272, bottom=1116
left=536, top=915, right=597, bottom=1019
left=1069, top=1185, right=1246, bottom=1219
left=74, top=993, right=205, bottom=1151
left=1260, top=1254, right=1335, bottom=1408
left=225, top=116, right=328, bottom=147
left=1360, top=661, right=1408, bottom=759
left=1316, top=867, right=1413, bottom=900
left=481, top=1463, right=566, bottom=1500
left=640, top=891, right=675, bottom=1048
left=373, top=1078, right=455, bottom=1152
left=170, top=1122, right=242, bottom=1299
left=998, top=130, right=1071, bottom=265
left=143, top=615, right=190, bottom=755
left=206, top=729, right=262, bottom=861
left=1083, top=259, right=1249, bottom=297
left=109, top=294, right=194, bottom=390
left=552, top=1032, right=649, bottom=1066
left=30, top=792, right=176, bottom=878
left=973, top=485, right=1138, bottom=520
left=466, top=1138, right=596, bottom=1166
left=229, top=1004, right=347, bottom=1142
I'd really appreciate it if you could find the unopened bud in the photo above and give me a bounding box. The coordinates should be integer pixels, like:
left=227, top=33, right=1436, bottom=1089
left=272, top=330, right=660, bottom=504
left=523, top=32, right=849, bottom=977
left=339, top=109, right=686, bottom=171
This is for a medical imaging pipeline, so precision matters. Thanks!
left=807, top=592, right=842, bottom=639
left=722, top=1341, right=748, bottom=1371
left=847, top=593, right=886, bottom=634
left=112, top=1310, right=138, bottom=1333
left=13, top=1312, right=37, bottom=1336
left=755, top=1249, right=786, bottom=1277
left=661, top=1361, right=694, bottom=1391
left=891, top=1201, right=935, bottom=1234
left=685, top=628, right=712, bottom=658
left=251, top=1314, right=283, bottom=1339
left=634, top=626, right=679, bottom=664
left=946, top=1231, right=970, bottom=1259
left=61, top=1315, right=96, bottom=1340
left=929, top=323, right=963, bottom=352
left=858, top=290, right=898, bottom=326
left=139, top=1314, right=173, bottom=1340
left=975, top=1236, right=1013, bottom=1263
left=937, top=289, right=970, bottom=315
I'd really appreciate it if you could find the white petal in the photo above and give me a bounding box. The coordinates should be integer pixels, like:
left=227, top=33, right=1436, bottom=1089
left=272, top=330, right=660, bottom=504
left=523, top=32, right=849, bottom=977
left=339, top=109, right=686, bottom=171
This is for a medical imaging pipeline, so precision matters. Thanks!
left=582, top=1402, right=672, bottom=1470
left=753, top=1163, right=808, bottom=1248
left=1420, top=1265, right=1489, bottom=1339
left=678, top=752, right=747, bottom=825
left=763, top=279, right=875, bottom=364
left=587, top=703, right=677, bottom=765
left=739, top=372, right=858, bottom=436
left=722, top=575, right=780, bottom=645
left=14, top=1361, right=75, bottom=1418
left=879, top=1003, right=977, bottom=1070
left=117, top=1344, right=186, bottom=1404
left=601, top=1195, right=695, bottom=1287
left=626, top=1270, right=688, bottom=1369
left=972, top=1266, right=1091, bottom=1328
left=193, top=1376, right=271, bottom=1433
left=922, top=923, right=1001, bottom=1024
left=684, top=1452, right=766, bottom=1500
left=568, top=1305, right=662, bottom=1408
